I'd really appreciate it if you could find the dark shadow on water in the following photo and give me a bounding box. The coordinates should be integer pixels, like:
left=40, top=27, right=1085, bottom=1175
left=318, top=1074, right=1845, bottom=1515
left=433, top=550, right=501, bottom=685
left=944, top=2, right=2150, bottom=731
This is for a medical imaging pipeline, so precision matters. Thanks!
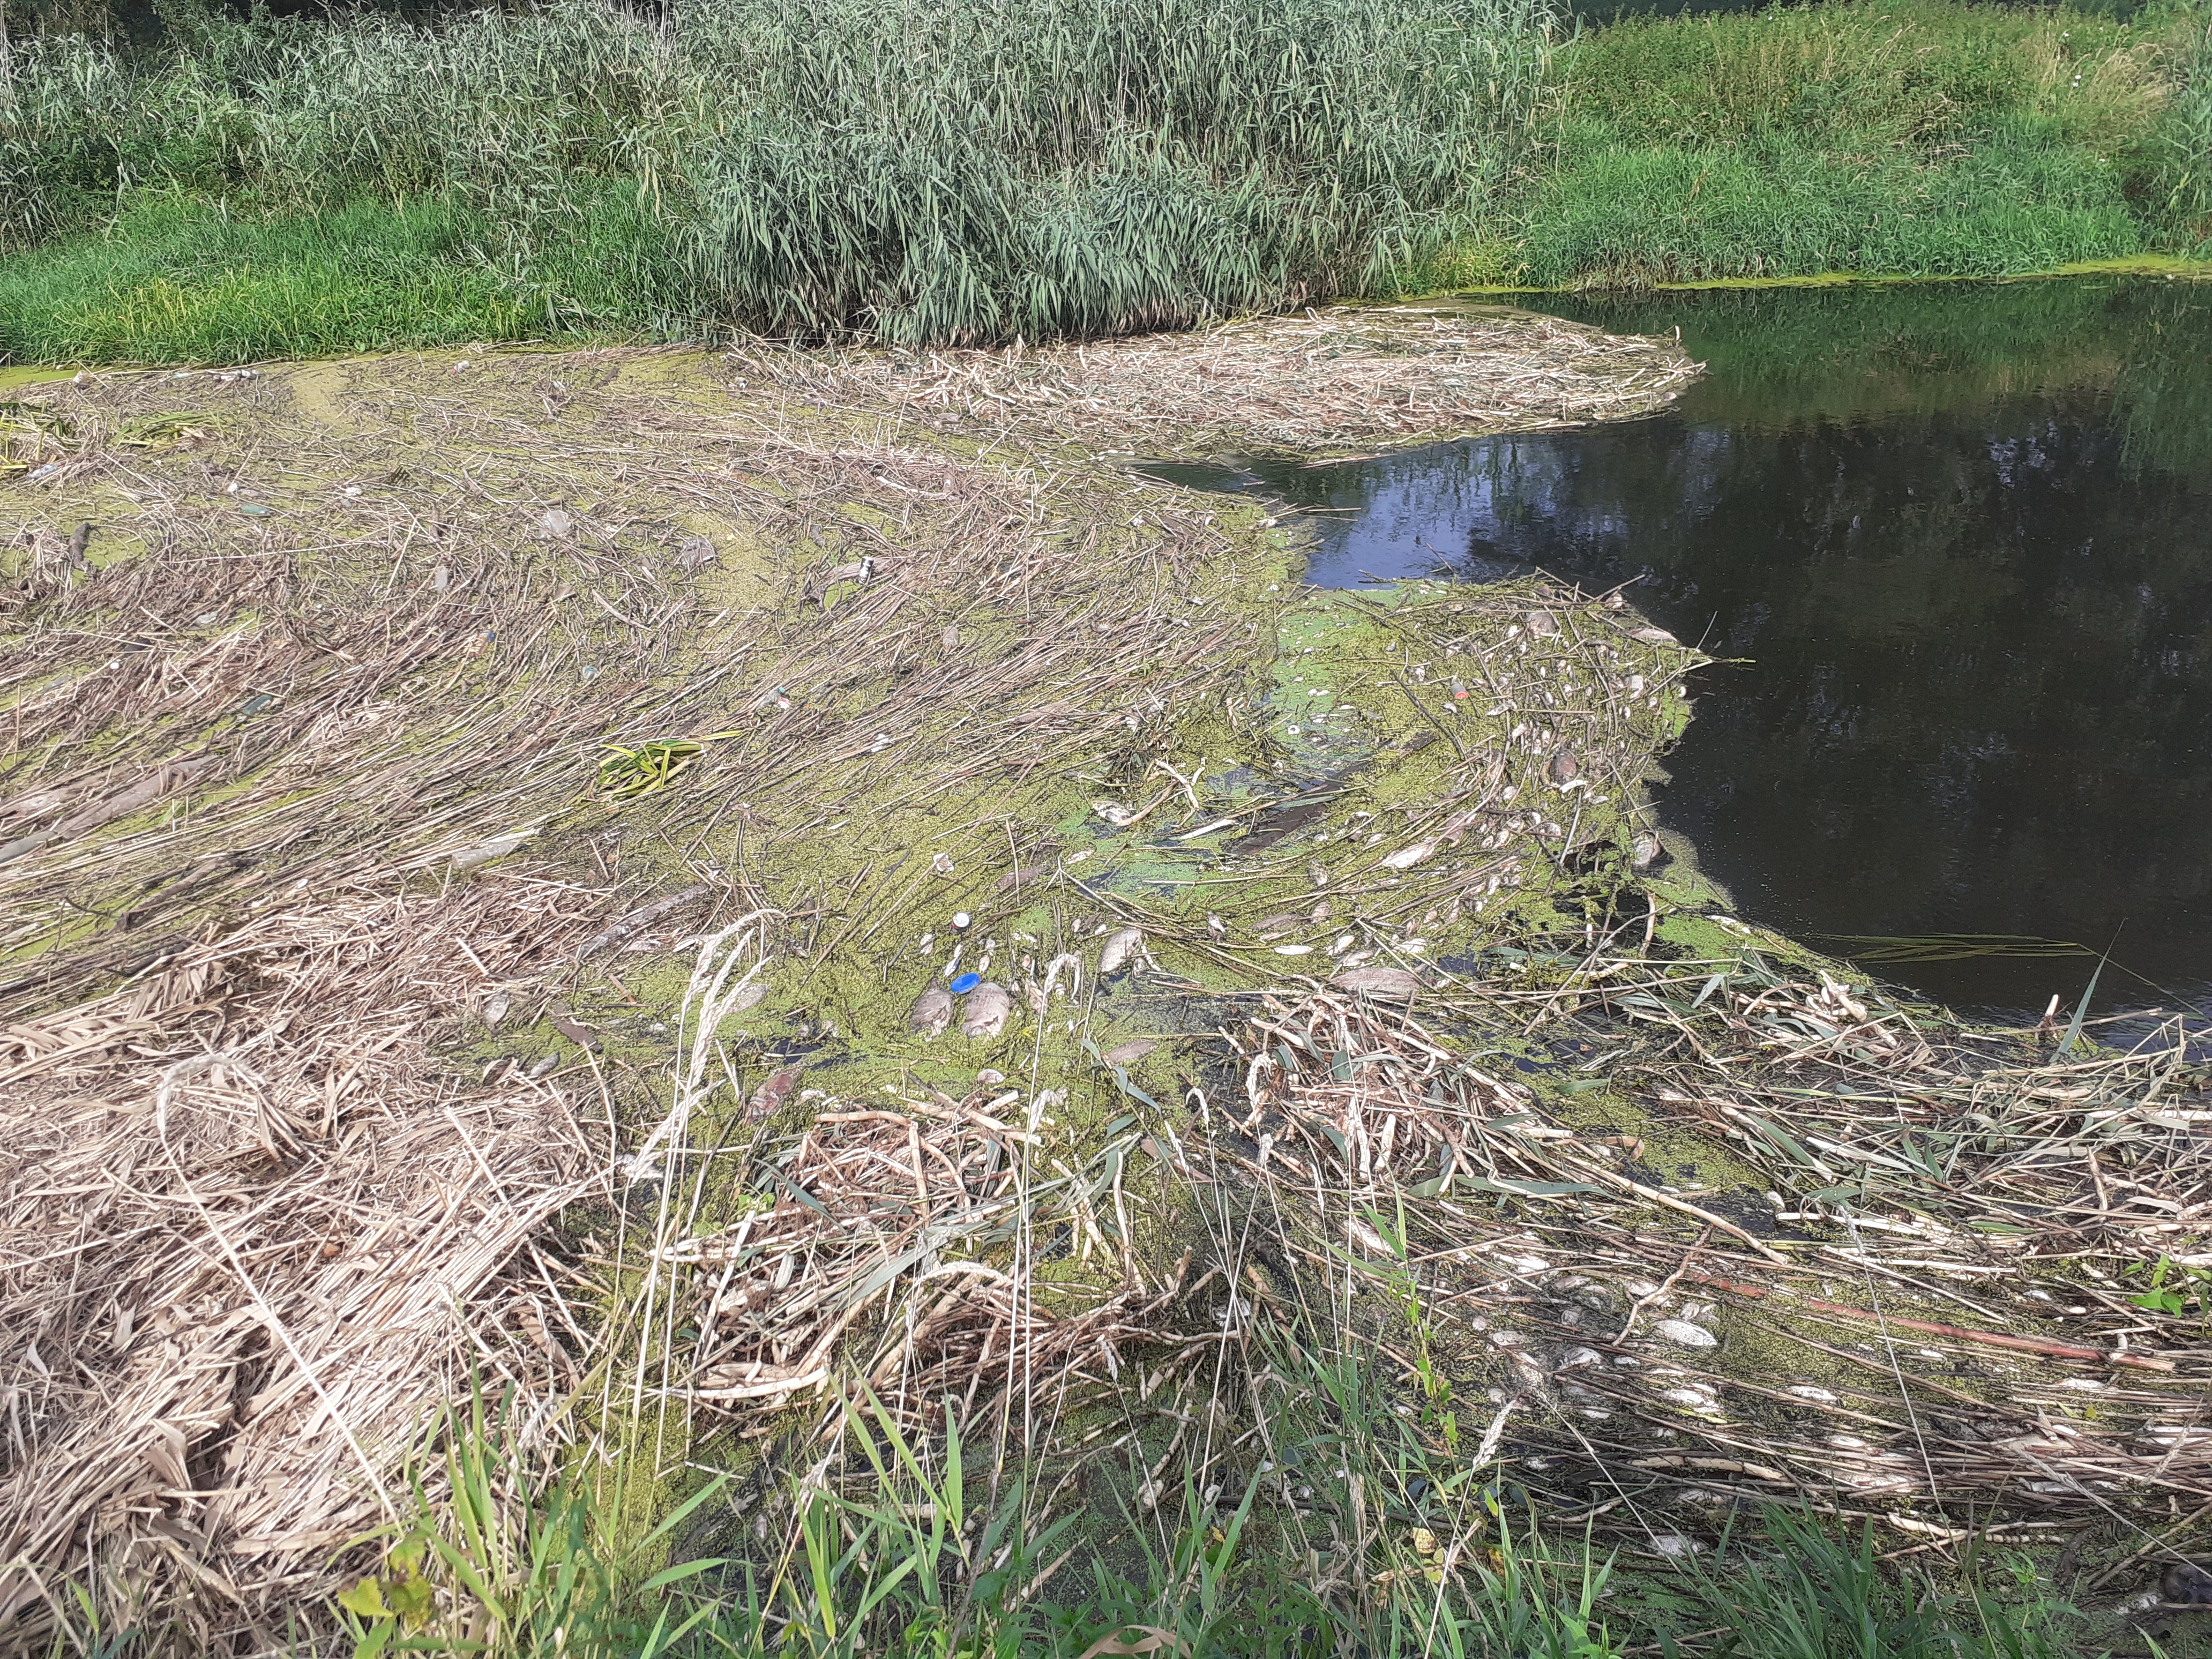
left=1159, top=278, right=2212, bottom=1019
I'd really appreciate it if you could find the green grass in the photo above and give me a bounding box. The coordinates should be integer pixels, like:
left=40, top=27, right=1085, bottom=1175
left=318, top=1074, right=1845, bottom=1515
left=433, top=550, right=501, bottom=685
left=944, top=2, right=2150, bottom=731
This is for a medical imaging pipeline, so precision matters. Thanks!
left=1519, top=118, right=2146, bottom=284
left=295, top=1359, right=2085, bottom=1659
left=0, top=192, right=545, bottom=363
left=1513, top=0, right=2212, bottom=285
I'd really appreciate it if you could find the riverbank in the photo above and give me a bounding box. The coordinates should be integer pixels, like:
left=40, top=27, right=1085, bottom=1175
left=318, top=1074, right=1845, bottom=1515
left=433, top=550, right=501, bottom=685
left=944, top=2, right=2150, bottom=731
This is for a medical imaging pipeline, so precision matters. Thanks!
left=6, top=320, right=2210, bottom=1655
left=3, top=0, right=2209, bottom=368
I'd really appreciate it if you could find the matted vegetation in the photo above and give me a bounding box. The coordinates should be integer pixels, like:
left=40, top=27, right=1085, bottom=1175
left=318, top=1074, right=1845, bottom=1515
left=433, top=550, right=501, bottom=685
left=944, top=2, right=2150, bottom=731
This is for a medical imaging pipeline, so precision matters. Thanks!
left=6, top=315, right=2210, bottom=1654
left=732, top=305, right=1699, bottom=459
left=0, top=311, right=1713, bottom=1648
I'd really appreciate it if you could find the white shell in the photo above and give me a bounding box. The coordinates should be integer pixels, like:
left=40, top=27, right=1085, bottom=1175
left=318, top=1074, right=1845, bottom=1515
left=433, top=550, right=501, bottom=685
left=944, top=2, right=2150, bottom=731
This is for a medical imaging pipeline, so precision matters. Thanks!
left=1098, top=927, right=1144, bottom=974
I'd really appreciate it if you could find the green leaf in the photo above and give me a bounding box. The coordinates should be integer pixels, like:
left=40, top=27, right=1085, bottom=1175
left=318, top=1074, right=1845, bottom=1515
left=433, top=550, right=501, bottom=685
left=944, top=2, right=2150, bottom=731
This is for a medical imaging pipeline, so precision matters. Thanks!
left=638, top=1556, right=730, bottom=1593
left=387, top=1573, right=435, bottom=1627
left=337, top=1578, right=393, bottom=1620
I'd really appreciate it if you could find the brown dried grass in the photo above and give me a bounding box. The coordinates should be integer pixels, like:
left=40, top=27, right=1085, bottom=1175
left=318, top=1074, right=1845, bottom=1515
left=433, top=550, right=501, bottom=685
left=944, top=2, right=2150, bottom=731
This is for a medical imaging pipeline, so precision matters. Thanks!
left=0, top=315, right=1706, bottom=1641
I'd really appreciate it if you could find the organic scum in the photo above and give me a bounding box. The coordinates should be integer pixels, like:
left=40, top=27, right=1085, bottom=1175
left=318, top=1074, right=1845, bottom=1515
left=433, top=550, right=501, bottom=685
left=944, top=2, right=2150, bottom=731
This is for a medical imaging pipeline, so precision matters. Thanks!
left=3, top=309, right=2210, bottom=1653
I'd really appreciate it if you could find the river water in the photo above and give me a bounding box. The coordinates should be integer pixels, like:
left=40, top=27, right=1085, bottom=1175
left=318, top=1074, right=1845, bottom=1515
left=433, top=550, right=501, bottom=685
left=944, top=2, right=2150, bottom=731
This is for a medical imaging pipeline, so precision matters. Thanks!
left=1165, top=278, right=2212, bottom=1019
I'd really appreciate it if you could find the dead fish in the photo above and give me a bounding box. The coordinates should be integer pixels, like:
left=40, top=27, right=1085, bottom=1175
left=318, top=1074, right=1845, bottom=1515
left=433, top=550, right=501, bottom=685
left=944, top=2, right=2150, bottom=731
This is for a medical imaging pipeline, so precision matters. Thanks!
left=1102, top=1038, right=1157, bottom=1067
left=995, top=863, right=1051, bottom=892
left=527, top=1053, right=562, bottom=1079
left=450, top=828, right=533, bottom=872
left=1255, top=913, right=1306, bottom=937
left=1040, top=952, right=1081, bottom=996
left=481, top=991, right=511, bottom=1029
left=1310, top=899, right=1332, bottom=922
left=808, top=558, right=875, bottom=603
left=730, top=981, right=768, bottom=1011
left=1307, top=860, right=1330, bottom=890
left=2163, top=1560, right=2212, bottom=1605
left=548, top=1006, right=601, bottom=1052
left=1632, top=625, right=1678, bottom=646
left=1525, top=610, right=1559, bottom=638
left=1378, top=841, right=1436, bottom=871
left=907, top=985, right=955, bottom=1037
left=1098, top=927, right=1144, bottom=974
left=1603, top=592, right=1626, bottom=610
left=1206, top=911, right=1225, bottom=938
left=1632, top=832, right=1663, bottom=869
left=1332, top=966, right=1422, bottom=998
left=1549, top=751, right=1580, bottom=784
left=961, top=982, right=1013, bottom=1038
left=747, top=1066, right=801, bottom=1118
left=675, top=533, right=717, bottom=570
left=541, top=507, right=574, bottom=539
left=66, top=522, right=94, bottom=566
left=1655, top=1319, right=1718, bottom=1349
left=1401, top=730, right=1438, bottom=754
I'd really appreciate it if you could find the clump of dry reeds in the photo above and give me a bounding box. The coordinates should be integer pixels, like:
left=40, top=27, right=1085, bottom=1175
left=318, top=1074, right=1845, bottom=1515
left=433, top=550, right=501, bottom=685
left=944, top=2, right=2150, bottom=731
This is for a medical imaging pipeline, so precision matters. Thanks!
left=1194, top=965, right=2212, bottom=1549
left=0, top=882, right=599, bottom=1648
left=731, top=305, right=1700, bottom=458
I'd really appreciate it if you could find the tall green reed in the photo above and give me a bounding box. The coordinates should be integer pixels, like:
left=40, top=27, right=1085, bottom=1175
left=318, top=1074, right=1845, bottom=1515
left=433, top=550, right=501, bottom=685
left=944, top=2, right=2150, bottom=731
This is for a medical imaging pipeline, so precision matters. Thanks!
left=0, top=0, right=1560, bottom=347
left=2158, top=0, right=2212, bottom=247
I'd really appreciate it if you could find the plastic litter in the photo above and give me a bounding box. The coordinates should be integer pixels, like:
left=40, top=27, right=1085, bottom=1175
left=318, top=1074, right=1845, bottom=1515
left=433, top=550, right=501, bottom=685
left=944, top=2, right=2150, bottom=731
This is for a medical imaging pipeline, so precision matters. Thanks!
left=951, top=972, right=982, bottom=993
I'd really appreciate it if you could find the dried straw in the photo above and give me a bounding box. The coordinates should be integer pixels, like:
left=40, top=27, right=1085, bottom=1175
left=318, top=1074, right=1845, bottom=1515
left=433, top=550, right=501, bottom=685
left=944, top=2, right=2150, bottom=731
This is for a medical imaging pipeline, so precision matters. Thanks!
left=728, top=305, right=1701, bottom=457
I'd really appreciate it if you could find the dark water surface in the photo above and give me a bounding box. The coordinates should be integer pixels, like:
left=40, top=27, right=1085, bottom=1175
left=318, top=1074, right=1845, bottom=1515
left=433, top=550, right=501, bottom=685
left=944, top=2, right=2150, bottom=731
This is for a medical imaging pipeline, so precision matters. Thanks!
left=1173, top=279, right=2212, bottom=1017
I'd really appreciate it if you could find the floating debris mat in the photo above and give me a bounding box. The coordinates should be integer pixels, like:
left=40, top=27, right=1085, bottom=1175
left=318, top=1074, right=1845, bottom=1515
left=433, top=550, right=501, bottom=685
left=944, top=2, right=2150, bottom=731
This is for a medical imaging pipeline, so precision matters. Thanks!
left=1219, top=982, right=2212, bottom=1525
left=729, top=304, right=1702, bottom=458
left=0, top=884, right=597, bottom=1646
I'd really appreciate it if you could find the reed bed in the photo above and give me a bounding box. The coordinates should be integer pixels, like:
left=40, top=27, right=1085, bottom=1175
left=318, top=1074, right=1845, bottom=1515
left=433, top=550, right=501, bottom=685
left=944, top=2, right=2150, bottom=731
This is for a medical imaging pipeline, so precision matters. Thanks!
left=2, top=0, right=1560, bottom=352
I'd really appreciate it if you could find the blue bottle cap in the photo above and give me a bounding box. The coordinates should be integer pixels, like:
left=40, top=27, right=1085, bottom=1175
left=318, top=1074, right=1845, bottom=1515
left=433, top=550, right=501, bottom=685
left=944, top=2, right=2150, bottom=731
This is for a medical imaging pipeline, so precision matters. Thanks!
left=950, top=972, right=982, bottom=994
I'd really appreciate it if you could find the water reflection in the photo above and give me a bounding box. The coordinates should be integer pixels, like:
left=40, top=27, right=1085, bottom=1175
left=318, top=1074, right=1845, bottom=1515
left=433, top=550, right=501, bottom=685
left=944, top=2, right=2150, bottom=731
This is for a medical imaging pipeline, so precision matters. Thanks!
left=1182, top=279, right=2212, bottom=1015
